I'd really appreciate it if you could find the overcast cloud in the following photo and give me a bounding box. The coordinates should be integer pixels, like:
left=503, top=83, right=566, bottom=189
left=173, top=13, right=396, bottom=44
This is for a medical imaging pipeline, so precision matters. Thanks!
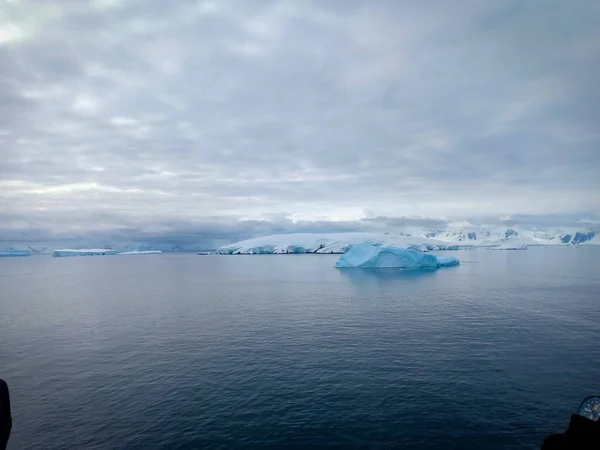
left=1, top=0, right=599, bottom=245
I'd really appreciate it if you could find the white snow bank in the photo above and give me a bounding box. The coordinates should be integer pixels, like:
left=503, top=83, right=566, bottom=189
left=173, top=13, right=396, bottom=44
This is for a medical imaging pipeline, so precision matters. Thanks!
left=217, top=233, right=460, bottom=254
left=53, top=249, right=117, bottom=257
left=335, top=243, right=460, bottom=269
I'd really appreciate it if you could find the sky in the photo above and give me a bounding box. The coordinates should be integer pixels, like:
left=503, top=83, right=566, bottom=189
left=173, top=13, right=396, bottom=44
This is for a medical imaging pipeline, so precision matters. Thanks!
left=1, top=0, right=599, bottom=248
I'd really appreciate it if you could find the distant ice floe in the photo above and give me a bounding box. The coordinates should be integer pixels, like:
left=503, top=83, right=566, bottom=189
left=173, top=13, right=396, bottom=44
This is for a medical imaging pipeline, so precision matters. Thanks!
left=492, top=243, right=527, bottom=250
left=335, top=243, right=460, bottom=269
left=0, top=250, right=30, bottom=257
left=52, top=249, right=164, bottom=257
left=490, top=238, right=536, bottom=250
left=117, top=250, right=162, bottom=255
left=53, top=249, right=117, bottom=257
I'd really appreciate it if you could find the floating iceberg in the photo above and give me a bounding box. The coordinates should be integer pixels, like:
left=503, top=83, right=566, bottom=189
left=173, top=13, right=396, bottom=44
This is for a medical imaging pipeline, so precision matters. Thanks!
left=117, top=250, right=162, bottom=255
left=335, top=243, right=460, bottom=269
left=0, top=250, right=30, bottom=257
left=53, top=249, right=117, bottom=257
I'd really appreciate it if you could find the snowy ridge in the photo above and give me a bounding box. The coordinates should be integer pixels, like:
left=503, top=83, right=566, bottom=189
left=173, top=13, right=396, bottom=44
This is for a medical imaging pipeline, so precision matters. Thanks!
left=422, top=228, right=599, bottom=245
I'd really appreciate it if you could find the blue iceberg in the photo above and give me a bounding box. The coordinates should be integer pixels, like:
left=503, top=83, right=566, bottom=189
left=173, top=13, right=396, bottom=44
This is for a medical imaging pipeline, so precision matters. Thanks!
left=335, top=243, right=460, bottom=269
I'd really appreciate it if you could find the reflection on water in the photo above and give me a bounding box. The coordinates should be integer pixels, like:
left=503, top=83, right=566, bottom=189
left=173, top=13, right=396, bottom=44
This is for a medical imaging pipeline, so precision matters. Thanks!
left=337, top=267, right=440, bottom=288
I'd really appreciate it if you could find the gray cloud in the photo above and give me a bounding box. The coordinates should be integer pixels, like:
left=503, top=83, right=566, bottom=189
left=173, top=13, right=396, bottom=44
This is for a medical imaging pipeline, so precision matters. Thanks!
left=1, top=0, right=599, bottom=243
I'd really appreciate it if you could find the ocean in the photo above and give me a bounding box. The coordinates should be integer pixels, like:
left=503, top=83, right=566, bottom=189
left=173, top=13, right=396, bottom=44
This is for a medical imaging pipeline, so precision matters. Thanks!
left=1, top=247, right=599, bottom=449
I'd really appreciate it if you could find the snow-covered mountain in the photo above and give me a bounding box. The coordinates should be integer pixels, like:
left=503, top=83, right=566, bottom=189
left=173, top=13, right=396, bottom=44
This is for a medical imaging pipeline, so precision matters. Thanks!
left=554, top=231, right=598, bottom=245
left=217, top=227, right=599, bottom=254
left=421, top=227, right=598, bottom=245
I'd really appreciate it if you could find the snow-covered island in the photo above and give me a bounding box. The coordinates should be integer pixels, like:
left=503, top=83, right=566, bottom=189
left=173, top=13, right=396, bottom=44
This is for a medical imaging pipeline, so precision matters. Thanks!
left=335, top=243, right=460, bottom=269
left=53, top=249, right=117, bottom=257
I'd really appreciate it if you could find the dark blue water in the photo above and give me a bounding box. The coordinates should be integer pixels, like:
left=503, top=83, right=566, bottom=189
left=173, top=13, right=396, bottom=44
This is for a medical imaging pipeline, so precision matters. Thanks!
left=1, top=248, right=599, bottom=449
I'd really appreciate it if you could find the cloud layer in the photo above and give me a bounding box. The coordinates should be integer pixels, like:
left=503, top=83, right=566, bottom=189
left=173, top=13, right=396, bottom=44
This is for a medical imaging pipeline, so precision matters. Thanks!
left=1, top=0, right=599, bottom=243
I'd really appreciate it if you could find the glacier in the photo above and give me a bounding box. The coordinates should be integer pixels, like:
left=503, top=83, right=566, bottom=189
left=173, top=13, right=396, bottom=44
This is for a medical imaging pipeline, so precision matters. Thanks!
left=53, top=249, right=117, bottom=257
left=335, top=243, right=460, bottom=269
left=216, top=226, right=599, bottom=256
left=216, top=233, right=459, bottom=255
